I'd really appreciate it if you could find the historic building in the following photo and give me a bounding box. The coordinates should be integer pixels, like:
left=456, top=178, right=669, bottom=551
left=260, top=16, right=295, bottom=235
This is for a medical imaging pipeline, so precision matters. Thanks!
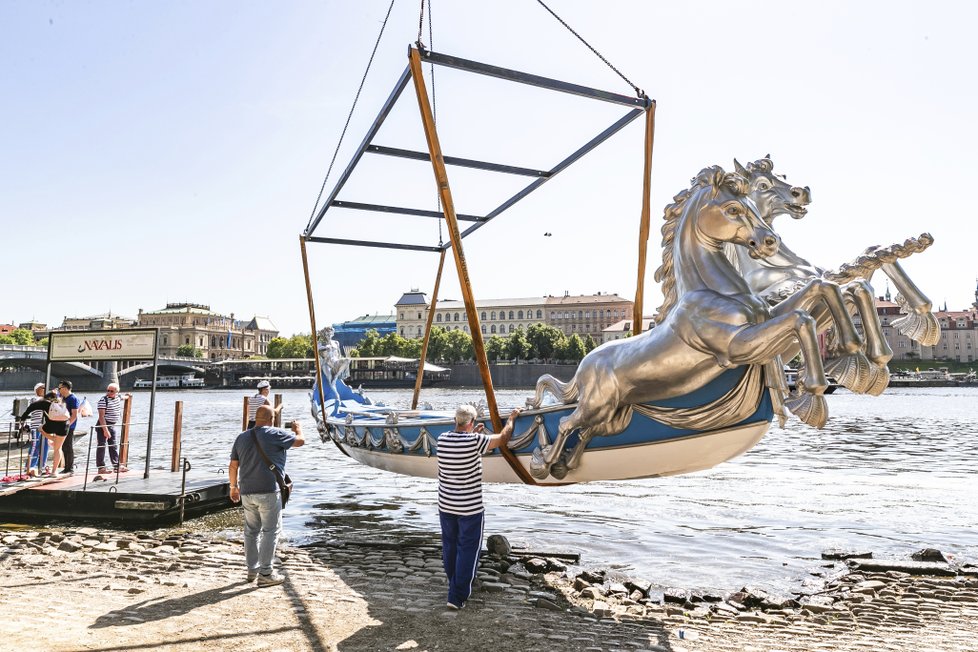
left=600, top=318, right=656, bottom=344
left=332, top=314, right=396, bottom=352
left=136, top=303, right=278, bottom=360
left=395, top=289, right=634, bottom=340
left=55, top=312, right=137, bottom=331
left=853, top=282, right=978, bottom=364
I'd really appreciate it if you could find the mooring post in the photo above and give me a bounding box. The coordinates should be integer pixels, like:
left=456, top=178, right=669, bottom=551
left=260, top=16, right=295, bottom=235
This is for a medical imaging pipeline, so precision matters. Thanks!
left=120, top=394, right=133, bottom=466
left=171, top=400, right=183, bottom=472
left=273, top=394, right=283, bottom=427
left=241, top=396, right=249, bottom=431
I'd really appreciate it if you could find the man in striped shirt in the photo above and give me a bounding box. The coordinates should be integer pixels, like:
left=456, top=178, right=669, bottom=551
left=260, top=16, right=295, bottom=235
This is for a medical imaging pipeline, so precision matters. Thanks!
left=24, top=382, right=48, bottom=474
left=437, top=404, right=521, bottom=610
left=96, top=382, right=126, bottom=473
left=247, top=380, right=279, bottom=428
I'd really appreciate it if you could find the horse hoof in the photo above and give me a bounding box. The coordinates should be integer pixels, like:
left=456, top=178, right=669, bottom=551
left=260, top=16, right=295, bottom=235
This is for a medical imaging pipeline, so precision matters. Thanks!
left=550, top=458, right=569, bottom=480
left=786, top=392, right=828, bottom=429
left=530, top=447, right=550, bottom=480
left=865, top=364, right=890, bottom=396
left=825, top=352, right=872, bottom=394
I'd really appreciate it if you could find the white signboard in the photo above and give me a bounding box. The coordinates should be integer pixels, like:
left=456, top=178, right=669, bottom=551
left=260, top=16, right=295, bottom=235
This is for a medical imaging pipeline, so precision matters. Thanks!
left=49, top=329, right=158, bottom=362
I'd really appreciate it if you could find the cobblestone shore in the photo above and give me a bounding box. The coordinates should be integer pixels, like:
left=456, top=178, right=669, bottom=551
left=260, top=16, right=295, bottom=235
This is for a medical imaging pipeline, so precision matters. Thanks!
left=2, top=527, right=976, bottom=651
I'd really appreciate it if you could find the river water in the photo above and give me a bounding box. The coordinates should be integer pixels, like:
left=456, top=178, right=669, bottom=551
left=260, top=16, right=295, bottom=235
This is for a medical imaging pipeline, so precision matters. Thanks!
left=3, top=385, right=976, bottom=595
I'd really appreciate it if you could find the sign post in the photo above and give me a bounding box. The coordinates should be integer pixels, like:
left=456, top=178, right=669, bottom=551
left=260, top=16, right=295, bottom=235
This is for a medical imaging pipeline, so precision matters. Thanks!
left=47, top=328, right=159, bottom=479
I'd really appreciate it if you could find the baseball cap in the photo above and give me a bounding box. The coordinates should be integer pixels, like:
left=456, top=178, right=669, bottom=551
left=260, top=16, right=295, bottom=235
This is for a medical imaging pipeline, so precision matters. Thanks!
left=34, top=382, right=45, bottom=390
left=256, top=380, right=271, bottom=389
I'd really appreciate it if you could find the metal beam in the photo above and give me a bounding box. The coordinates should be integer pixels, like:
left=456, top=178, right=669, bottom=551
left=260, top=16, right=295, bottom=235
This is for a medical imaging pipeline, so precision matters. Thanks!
left=305, top=65, right=413, bottom=236
left=421, top=49, right=650, bottom=108
left=455, top=107, right=645, bottom=241
left=331, top=200, right=485, bottom=222
left=304, top=235, right=442, bottom=253
left=367, top=144, right=550, bottom=177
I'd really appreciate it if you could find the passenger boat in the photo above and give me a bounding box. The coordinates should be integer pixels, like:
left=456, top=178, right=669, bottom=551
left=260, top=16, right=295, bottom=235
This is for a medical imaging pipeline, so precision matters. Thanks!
left=133, top=373, right=205, bottom=389
left=785, top=367, right=838, bottom=395
left=345, top=356, right=450, bottom=389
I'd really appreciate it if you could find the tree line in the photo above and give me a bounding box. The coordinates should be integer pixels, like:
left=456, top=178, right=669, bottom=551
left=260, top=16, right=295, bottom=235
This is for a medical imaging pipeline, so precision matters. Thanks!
left=0, top=328, right=47, bottom=347
left=232, top=323, right=600, bottom=363
left=352, top=324, right=598, bottom=363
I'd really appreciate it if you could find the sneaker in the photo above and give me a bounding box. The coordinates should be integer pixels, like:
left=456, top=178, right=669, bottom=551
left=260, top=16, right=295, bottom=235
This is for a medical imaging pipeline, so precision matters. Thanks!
left=446, top=601, right=465, bottom=610
left=246, top=570, right=258, bottom=582
left=256, top=573, right=285, bottom=587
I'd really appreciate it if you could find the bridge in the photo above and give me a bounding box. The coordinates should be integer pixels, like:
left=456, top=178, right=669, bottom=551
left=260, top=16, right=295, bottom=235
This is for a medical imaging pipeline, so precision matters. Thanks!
left=0, top=345, right=210, bottom=390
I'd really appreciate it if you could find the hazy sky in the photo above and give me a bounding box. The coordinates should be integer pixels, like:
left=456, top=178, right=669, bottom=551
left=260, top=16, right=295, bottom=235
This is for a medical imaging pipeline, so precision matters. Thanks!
left=2, top=0, right=975, bottom=336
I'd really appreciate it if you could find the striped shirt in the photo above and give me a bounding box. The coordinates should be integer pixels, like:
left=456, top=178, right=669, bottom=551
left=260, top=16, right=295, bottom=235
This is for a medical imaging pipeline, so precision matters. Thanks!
left=247, top=394, right=268, bottom=422
left=26, top=396, right=44, bottom=429
left=97, top=394, right=123, bottom=425
left=436, top=430, right=491, bottom=516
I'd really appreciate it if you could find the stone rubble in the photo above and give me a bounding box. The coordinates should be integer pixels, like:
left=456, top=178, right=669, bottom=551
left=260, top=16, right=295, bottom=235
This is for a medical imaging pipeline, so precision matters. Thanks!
left=0, top=527, right=976, bottom=651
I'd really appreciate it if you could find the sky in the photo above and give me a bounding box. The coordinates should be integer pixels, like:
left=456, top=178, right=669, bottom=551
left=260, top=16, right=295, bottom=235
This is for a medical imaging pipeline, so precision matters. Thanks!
left=2, top=0, right=976, bottom=336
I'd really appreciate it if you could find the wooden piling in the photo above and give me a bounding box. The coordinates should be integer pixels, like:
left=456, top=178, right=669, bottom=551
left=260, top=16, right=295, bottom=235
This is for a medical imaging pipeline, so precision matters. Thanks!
left=120, top=394, right=133, bottom=466
left=171, top=400, right=183, bottom=472
left=241, top=396, right=249, bottom=431
left=273, top=394, right=283, bottom=427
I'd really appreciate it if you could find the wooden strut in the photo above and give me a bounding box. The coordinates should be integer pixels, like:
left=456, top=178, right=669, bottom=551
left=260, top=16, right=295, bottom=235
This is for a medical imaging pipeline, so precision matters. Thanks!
left=632, top=102, right=656, bottom=334
left=411, top=249, right=446, bottom=409
left=408, top=47, right=537, bottom=485
left=299, top=235, right=336, bottom=443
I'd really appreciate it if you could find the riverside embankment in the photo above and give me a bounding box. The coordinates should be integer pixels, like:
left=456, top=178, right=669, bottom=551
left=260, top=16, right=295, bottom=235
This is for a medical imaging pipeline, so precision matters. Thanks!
left=2, top=526, right=976, bottom=651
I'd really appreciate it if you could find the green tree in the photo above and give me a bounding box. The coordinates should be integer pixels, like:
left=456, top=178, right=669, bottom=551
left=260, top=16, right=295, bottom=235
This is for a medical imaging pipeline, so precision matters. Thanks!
left=444, top=329, right=474, bottom=363
left=485, top=335, right=506, bottom=362
left=526, top=323, right=565, bottom=361
left=284, top=334, right=313, bottom=358
left=426, top=327, right=450, bottom=361
left=0, top=334, right=14, bottom=345
left=266, top=337, right=289, bottom=359
left=400, top=337, right=423, bottom=358
left=558, top=334, right=587, bottom=361
left=505, top=326, right=532, bottom=360
left=355, top=329, right=382, bottom=357
left=582, top=334, right=598, bottom=354
left=176, top=344, right=203, bottom=358
left=267, top=334, right=313, bottom=358
left=379, top=332, right=410, bottom=357
left=10, top=328, right=36, bottom=346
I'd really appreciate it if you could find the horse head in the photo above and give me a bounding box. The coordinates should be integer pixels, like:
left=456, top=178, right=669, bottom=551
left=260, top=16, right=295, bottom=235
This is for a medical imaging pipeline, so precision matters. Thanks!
left=690, top=165, right=780, bottom=260
left=734, top=156, right=811, bottom=222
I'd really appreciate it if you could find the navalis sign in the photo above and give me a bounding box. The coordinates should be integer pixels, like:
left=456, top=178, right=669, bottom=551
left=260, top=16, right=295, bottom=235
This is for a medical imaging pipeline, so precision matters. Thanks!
left=48, top=329, right=158, bottom=362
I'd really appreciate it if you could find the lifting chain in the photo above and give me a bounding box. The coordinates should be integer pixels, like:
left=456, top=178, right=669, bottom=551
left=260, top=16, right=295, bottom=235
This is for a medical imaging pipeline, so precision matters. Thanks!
left=535, top=0, right=645, bottom=98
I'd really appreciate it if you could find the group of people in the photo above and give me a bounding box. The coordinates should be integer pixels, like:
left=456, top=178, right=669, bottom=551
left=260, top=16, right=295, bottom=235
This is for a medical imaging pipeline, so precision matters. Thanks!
left=229, top=378, right=520, bottom=607
left=18, top=379, right=128, bottom=477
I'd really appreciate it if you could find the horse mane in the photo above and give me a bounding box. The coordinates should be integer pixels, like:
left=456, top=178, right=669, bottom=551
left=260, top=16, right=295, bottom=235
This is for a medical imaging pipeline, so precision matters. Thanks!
left=746, top=156, right=773, bottom=175
left=652, top=166, right=749, bottom=324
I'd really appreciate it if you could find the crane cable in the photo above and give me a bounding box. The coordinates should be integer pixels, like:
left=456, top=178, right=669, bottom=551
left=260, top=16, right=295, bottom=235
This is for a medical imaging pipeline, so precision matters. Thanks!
left=535, top=0, right=645, bottom=98
left=305, top=0, right=398, bottom=234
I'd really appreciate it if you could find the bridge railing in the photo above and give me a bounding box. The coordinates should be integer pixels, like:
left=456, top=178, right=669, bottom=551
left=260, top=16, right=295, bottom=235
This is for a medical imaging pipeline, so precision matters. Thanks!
left=0, top=345, right=46, bottom=353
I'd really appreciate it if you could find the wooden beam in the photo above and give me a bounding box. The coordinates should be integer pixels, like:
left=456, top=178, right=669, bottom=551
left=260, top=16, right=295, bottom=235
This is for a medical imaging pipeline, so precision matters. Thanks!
left=632, top=102, right=656, bottom=334
left=407, top=47, right=536, bottom=485
left=411, top=250, right=446, bottom=410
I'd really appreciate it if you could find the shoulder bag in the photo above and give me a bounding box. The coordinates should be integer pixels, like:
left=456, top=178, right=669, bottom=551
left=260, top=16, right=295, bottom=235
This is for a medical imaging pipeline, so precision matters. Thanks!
left=249, top=429, right=293, bottom=508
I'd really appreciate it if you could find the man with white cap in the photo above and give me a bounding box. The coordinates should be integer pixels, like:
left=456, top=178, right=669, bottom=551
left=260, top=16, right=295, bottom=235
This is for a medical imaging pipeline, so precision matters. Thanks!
left=96, top=382, right=128, bottom=474
left=24, top=382, right=48, bottom=474
left=437, top=404, right=521, bottom=610
left=247, top=380, right=280, bottom=428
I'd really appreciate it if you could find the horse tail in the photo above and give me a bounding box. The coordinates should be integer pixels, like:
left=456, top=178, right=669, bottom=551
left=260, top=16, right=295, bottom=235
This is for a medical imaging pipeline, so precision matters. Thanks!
left=823, top=233, right=933, bottom=285
left=528, top=374, right=580, bottom=408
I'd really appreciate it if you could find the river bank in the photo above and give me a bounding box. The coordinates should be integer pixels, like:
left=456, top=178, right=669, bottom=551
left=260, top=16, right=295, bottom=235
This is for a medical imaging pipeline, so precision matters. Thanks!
left=2, top=525, right=976, bottom=651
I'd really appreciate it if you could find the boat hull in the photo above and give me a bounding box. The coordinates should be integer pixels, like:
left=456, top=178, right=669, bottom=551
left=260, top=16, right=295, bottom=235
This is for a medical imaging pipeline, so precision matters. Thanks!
left=318, top=366, right=774, bottom=484
left=336, top=419, right=770, bottom=484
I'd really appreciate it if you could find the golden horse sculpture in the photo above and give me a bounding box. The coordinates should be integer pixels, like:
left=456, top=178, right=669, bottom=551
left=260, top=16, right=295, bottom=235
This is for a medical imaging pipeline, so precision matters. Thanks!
left=528, top=165, right=867, bottom=480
